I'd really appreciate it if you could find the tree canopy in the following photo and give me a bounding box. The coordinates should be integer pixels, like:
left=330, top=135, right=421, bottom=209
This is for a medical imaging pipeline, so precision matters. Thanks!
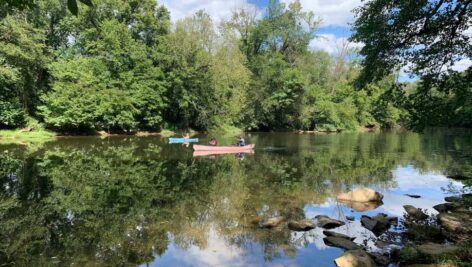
left=0, top=0, right=470, bottom=132
left=351, top=0, right=472, bottom=129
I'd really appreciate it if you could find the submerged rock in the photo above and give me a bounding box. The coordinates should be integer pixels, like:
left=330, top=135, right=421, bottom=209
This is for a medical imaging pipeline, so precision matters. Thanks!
left=337, top=188, right=384, bottom=203
left=405, top=194, right=421, bottom=198
left=324, top=236, right=361, bottom=250
left=403, top=205, right=428, bottom=220
left=288, top=219, right=315, bottom=231
left=334, top=249, right=375, bottom=267
left=262, top=216, right=285, bottom=228
left=323, top=230, right=355, bottom=241
left=315, top=215, right=345, bottom=229
left=360, top=213, right=395, bottom=236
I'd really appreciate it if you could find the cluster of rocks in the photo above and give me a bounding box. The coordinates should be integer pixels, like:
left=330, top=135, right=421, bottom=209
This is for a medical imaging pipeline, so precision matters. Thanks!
left=257, top=187, right=472, bottom=266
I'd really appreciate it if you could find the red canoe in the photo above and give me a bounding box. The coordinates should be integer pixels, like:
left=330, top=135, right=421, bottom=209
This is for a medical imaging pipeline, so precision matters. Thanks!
left=193, top=144, right=255, bottom=151
left=193, top=150, right=255, bottom=157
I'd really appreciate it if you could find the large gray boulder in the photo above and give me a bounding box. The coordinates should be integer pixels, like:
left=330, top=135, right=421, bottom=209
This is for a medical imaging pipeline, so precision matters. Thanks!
left=315, top=215, right=345, bottom=229
left=334, top=249, right=376, bottom=267
left=324, top=236, right=361, bottom=250
left=337, top=188, right=383, bottom=203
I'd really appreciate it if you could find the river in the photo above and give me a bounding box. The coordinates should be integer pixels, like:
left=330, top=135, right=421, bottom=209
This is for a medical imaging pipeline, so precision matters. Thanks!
left=0, top=129, right=470, bottom=266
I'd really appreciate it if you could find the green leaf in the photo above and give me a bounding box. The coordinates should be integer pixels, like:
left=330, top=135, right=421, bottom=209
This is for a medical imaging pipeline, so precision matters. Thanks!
left=67, top=0, right=78, bottom=16
left=79, top=0, right=93, bottom=7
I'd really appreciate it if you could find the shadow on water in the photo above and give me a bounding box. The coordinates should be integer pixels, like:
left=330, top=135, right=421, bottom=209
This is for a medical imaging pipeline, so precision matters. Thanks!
left=0, top=130, right=471, bottom=266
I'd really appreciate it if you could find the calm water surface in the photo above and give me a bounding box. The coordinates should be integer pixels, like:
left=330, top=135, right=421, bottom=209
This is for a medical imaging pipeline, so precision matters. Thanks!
left=0, top=130, right=471, bottom=266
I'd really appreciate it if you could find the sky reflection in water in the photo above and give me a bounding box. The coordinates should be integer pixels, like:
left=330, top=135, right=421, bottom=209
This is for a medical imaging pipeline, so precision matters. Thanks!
left=148, top=165, right=464, bottom=267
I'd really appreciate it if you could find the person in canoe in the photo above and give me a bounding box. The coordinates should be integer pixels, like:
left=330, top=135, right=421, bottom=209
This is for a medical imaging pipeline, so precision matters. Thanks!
left=236, top=136, right=245, bottom=147
left=182, top=133, right=191, bottom=147
left=209, top=137, right=217, bottom=146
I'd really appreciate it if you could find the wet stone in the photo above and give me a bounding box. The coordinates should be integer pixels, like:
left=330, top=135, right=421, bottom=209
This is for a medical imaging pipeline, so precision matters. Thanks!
left=334, top=250, right=376, bottom=267
left=315, top=215, right=345, bottom=229
left=262, top=216, right=284, bottom=228
left=403, top=205, right=428, bottom=220
left=360, top=213, right=394, bottom=236
left=323, top=230, right=355, bottom=241
left=288, top=219, right=315, bottom=231
left=324, top=236, right=361, bottom=250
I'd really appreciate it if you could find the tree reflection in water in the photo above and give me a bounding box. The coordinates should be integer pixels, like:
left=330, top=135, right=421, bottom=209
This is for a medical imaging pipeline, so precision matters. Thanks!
left=0, top=130, right=470, bottom=265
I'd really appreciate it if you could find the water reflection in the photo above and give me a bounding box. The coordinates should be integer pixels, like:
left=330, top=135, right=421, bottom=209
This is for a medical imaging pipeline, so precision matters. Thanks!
left=0, top=130, right=470, bottom=266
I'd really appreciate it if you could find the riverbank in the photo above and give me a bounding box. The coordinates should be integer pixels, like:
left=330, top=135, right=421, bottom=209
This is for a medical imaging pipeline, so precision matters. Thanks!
left=0, top=129, right=56, bottom=143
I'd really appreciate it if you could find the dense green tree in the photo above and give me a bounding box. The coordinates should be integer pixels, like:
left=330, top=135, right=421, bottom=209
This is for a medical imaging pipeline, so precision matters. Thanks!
left=351, top=0, right=472, bottom=85
left=2, top=0, right=470, bottom=133
left=0, top=15, right=49, bottom=126
left=351, top=0, right=472, bottom=129
left=38, top=0, right=169, bottom=132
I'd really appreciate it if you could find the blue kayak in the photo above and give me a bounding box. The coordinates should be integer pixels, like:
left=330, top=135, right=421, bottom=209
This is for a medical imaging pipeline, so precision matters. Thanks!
left=169, top=138, right=199, bottom=144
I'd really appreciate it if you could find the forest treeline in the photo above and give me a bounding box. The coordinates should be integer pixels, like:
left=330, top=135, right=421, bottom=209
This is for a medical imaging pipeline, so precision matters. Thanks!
left=0, top=0, right=470, bottom=133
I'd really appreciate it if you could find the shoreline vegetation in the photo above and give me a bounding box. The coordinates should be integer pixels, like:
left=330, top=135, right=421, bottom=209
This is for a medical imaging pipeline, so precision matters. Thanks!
left=2, top=1, right=470, bottom=138
left=0, top=125, right=376, bottom=143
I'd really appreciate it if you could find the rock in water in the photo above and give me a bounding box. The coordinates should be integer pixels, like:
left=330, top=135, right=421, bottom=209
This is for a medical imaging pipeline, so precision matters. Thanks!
left=444, top=196, right=462, bottom=202
left=288, top=219, right=315, bottom=231
left=323, top=230, right=355, bottom=241
left=403, top=205, right=428, bottom=220
left=368, top=252, right=390, bottom=266
left=262, top=216, right=284, bottom=228
left=337, top=188, right=383, bottom=203
left=346, top=215, right=355, bottom=221
left=324, top=236, right=361, bottom=250
left=334, top=249, right=375, bottom=267
left=404, top=194, right=421, bottom=198
left=438, top=212, right=472, bottom=235
left=433, top=202, right=461, bottom=213
left=338, top=200, right=382, bottom=212
left=360, top=213, right=394, bottom=236
left=315, top=215, right=345, bottom=229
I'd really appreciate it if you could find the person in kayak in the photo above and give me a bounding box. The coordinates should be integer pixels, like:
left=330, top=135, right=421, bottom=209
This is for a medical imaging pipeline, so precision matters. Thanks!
left=236, top=136, right=245, bottom=146
left=182, top=133, right=190, bottom=139
left=209, top=137, right=217, bottom=146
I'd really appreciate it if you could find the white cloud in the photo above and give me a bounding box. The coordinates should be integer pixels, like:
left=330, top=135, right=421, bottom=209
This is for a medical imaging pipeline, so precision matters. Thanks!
left=160, top=0, right=259, bottom=23
left=451, top=58, right=472, bottom=72
left=309, top=34, right=363, bottom=54
left=280, top=0, right=362, bottom=27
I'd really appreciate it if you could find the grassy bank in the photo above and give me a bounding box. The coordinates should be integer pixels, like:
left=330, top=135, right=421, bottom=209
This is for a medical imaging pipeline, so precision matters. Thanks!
left=0, top=129, right=56, bottom=142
